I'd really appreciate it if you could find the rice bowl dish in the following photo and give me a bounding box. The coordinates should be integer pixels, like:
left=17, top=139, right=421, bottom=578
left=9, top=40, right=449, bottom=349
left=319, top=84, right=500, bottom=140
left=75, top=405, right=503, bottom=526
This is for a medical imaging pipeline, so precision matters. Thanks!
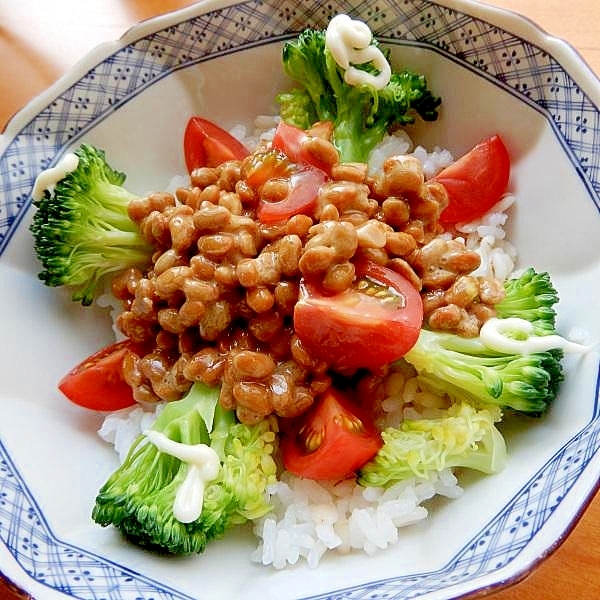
left=0, top=1, right=599, bottom=599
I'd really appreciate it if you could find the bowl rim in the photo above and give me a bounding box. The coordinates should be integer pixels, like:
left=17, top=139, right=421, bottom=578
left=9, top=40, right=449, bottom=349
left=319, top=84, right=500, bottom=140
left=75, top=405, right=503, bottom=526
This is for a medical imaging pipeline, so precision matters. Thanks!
left=2, top=0, right=600, bottom=142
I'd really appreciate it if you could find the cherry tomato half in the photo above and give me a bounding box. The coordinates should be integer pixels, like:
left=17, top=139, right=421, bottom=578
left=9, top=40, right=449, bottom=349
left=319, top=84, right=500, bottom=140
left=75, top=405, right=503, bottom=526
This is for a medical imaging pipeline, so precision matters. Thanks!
left=433, top=134, right=511, bottom=225
left=272, top=121, right=334, bottom=173
left=293, top=260, right=423, bottom=372
left=280, top=386, right=383, bottom=481
left=183, top=116, right=249, bottom=172
left=257, top=166, right=328, bottom=224
left=58, top=340, right=142, bottom=411
left=242, top=148, right=291, bottom=189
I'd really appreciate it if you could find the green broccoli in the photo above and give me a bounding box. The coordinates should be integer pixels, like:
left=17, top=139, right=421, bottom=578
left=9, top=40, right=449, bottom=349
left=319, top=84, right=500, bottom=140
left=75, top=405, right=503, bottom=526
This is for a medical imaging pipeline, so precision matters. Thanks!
left=30, top=144, right=153, bottom=306
left=277, top=27, right=441, bottom=163
left=358, top=402, right=507, bottom=487
left=495, top=267, right=558, bottom=335
left=92, top=382, right=278, bottom=555
left=403, top=269, right=565, bottom=416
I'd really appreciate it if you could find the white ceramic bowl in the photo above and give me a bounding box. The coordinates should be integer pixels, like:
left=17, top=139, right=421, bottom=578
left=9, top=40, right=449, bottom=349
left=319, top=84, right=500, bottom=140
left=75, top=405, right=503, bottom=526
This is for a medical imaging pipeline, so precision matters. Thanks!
left=1, top=1, right=599, bottom=599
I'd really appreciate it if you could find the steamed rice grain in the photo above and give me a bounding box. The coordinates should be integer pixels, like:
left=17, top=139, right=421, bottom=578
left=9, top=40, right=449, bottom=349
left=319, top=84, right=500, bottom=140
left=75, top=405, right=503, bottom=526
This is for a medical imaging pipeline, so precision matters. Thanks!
left=251, top=470, right=461, bottom=568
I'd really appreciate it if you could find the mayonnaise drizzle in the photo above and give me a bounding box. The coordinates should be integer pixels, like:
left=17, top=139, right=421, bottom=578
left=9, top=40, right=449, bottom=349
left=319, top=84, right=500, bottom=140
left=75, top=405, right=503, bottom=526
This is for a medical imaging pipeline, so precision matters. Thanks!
left=31, top=152, right=79, bottom=202
left=145, top=430, right=221, bottom=524
left=480, top=317, right=591, bottom=355
left=325, top=14, right=391, bottom=90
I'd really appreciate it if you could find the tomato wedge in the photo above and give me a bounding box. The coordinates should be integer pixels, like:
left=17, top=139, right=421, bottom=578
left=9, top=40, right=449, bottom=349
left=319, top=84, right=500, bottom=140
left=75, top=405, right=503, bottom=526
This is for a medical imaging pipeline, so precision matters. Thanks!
left=242, top=148, right=291, bottom=189
left=257, top=166, right=327, bottom=224
left=272, top=121, right=334, bottom=173
left=433, top=134, right=510, bottom=225
left=293, top=260, right=423, bottom=372
left=183, top=116, right=249, bottom=172
left=280, top=386, right=383, bottom=481
left=272, top=121, right=310, bottom=163
left=58, top=340, right=141, bottom=411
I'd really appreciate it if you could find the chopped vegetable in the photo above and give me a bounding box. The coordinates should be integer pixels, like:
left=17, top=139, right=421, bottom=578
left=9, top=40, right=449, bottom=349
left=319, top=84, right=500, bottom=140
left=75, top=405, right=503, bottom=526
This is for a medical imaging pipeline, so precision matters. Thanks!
left=241, top=146, right=291, bottom=188
left=495, top=267, right=558, bottom=335
left=92, top=382, right=278, bottom=555
left=271, top=120, right=334, bottom=173
left=358, top=402, right=507, bottom=486
left=403, top=269, right=564, bottom=416
left=253, top=121, right=332, bottom=223
left=257, top=165, right=328, bottom=223
left=281, top=385, right=382, bottom=480
left=406, top=330, right=563, bottom=415
left=58, top=340, right=144, bottom=411
left=293, top=260, right=424, bottom=371
left=30, top=144, right=153, bottom=306
left=434, top=134, right=511, bottom=224
left=277, top=26, right=441, bottom=163
left=183, top=116, right=250, bottom=172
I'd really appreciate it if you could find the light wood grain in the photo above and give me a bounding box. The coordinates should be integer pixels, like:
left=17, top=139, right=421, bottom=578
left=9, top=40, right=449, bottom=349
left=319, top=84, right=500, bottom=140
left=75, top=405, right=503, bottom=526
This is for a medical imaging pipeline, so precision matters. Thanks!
left=1, top=2, right=599, bottom=599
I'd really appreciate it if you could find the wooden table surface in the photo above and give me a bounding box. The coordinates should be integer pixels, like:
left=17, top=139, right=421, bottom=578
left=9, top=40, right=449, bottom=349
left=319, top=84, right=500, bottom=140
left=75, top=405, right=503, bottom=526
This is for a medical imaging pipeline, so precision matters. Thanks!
left=1, top=1, right=599, bottom=598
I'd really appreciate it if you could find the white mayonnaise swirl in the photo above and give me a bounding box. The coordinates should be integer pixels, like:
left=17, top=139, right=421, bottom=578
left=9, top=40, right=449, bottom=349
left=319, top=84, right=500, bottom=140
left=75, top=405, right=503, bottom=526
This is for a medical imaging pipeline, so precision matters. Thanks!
left=145, top=430, right=221, bottom=524
left=325, top=14, right=391, bottom=90
left=31, top=152, right=79, bottom=202
left=480, top=317, right=591, bottom=355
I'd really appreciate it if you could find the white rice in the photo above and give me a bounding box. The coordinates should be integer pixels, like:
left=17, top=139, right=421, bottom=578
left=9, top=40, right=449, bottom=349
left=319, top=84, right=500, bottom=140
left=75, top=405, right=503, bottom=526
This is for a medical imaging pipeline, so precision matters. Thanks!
left=234, top=114, right=281, bottom=149
left=456, top=194, right=517, bottom=282
left=98, top=403, right=164, bottom=462
left=96, top=292, right=127, bottom=341
left=251, top=469, right=461, bottom=569
left=97, top=128, right=517, bottom=568
left=368, top=130, right=455, bottom=179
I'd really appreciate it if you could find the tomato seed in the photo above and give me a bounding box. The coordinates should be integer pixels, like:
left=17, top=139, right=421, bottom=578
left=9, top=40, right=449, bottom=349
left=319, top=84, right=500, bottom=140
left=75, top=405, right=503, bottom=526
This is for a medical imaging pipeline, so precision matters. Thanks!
left=298, top=424, right=323, bottom=453
left=333, top=413, right=364, bottom=434
left=354, top=276, right=406, bottom=308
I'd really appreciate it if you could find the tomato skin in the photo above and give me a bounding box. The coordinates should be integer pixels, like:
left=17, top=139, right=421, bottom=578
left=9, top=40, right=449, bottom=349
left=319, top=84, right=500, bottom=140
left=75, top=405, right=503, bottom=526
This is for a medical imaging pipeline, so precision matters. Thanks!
left=255, top=121, right=334, bottom=223
left=281, top=386, right=383, bottom=481
left=257, top=166, right=327, bottom=223
left=434, top=135, right=510, bottom=225
left=242, top=148, right=291, bottom=189
left=272, top=121, right=309, bottom=162
left=272, top=121, right=334, bottom=173
left=293, top=260, right=423, bottom=372
left=183, top=117, right=249, bottom=172
left=58, top=340, right=142, bottom=411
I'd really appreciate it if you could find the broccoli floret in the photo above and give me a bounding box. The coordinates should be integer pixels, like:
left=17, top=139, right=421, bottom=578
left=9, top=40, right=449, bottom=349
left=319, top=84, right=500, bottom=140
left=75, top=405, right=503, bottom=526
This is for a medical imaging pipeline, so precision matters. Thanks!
left=405, top=333, right=563, bottom=415
left=30, top=144, right=153, bottom=306
left=278, top=27, right=440, bottom=163
left=403, top=269, right=564, bottom=416
left=358, top=402, right=507, bottom=487
left=92, top=383, right=278, bottom=555
left=495, top=267, right=559, bottom=335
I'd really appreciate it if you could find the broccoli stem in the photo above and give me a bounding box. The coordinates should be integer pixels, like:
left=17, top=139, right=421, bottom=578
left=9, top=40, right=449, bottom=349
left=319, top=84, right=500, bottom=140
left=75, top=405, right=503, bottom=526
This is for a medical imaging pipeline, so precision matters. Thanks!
left=30, top=144, right=154, bottom=305
left=93, top=383, right=278, bottom=555
left=359, top=402, right=506, bottom=487
left=400, top=269, right=566, bottom=416
left=278, top=26, right=440, bottom=164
